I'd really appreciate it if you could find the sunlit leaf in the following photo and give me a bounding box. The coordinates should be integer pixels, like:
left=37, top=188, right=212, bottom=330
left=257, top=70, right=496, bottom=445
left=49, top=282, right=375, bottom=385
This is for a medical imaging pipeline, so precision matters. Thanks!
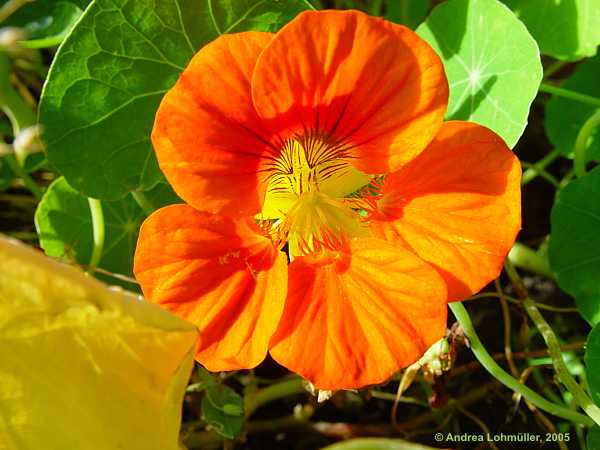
left=416, top=0, right=542, bottom=148
left=585, top=324, right=600, bottom=406
left=35, top=177, right=179, bottom=284
left=545, top=54, right=600, bottom=162
left=201, top=384, right=244, bottom=439
left=549, top=166, right=600, bottom=325
left=0, top=236, right=198, bottom=450
left=503, top=0, right=600, bottom=61
left=39, top=0, right=314, bottom=201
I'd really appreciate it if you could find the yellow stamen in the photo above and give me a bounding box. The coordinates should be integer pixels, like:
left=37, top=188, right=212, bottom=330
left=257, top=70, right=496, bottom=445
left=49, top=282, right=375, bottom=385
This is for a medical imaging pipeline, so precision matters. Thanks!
left=257, top=135, right=371, bottom=258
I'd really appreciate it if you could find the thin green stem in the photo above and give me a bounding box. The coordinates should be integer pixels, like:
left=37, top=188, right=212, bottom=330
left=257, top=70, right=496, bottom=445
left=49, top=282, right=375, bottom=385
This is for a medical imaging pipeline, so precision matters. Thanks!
left=521, top=162, right=560, bottom=187
left=522, top=297, right=600, bottom=426
left=301, top=0, right=319, bottom=10
left=4, top=155, right=41, bottom=199
left=130, top=191, right=154, bottom=216
left=539, top=84, right=600, bottom=108
left=0, top=53, right=36, bottom=132
left=0, top=53, right=43, bottom=197
left=508, top=242, right=554, bottom=279
left=521, top=148, right=562, bottom=185
left=448, top=302, right=594, bottom=426
left=543, top=61, right=567, bottom=80
left=503, top=260, right=600, bottom=426
left=560, top=168, right=576, bottom=187
left=87, top=198, right=105, bottom=272
left=245, top=378, right=306, bottom=417
left=574, top=110, right=600, bottom=178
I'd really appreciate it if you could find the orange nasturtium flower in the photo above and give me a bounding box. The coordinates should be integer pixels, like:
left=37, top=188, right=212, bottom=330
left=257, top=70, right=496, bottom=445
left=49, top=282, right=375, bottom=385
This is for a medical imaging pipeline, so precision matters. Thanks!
left=134, top=10, right=521, bottom=390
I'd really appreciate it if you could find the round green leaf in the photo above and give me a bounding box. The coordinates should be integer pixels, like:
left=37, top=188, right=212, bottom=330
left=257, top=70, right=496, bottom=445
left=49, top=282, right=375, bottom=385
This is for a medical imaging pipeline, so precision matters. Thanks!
left=549, top=166, right=600, bottom=325
left=503, top=0, right=600, bottom=61
left=416, top=0, right=542, bottom=148
left=545, top=55, right=600, bottom=162
left=39, top=0, right=314, bottom=201
left=585, top=324, right=600, bottom=406
left=35, top=177, right=179, bottom=283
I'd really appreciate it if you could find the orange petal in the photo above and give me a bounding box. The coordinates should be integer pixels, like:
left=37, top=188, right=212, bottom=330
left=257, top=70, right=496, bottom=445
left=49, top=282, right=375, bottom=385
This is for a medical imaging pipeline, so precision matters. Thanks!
left=269, top=238, right=447, bottom=390
left=134, top=205, right=287, bottom=371
left=251, top=10, right=448, bottom=173
left=152, top=32, right=274, bottom=217
left=370, top=121, right=522, bottom=301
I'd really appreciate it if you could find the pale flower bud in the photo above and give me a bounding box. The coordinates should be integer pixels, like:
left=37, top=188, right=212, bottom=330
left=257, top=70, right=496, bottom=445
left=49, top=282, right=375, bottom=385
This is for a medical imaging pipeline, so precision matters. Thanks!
left=12, top=124, right=44, bottom=165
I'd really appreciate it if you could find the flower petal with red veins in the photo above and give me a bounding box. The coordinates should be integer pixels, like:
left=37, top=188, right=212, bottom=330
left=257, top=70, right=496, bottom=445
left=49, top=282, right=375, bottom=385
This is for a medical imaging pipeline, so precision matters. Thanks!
left=134, top=205, right=287, bottom=371
left=252, top=10, right=448, bottom=173
left=269, top=238, right=447, bottom=390
left=152, top=32, right=274, bottom=218
left=370, top=121, right=522, bottom=301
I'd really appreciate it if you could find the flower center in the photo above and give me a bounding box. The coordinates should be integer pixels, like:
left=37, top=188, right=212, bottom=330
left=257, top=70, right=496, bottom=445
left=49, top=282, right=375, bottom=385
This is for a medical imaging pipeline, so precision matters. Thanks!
left=258, top=134, right=371, bottom=257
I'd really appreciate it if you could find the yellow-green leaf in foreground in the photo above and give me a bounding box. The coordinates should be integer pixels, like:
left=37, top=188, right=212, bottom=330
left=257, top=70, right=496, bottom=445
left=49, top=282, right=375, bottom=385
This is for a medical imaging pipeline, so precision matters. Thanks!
left=0, top=236, right=198, bottom=450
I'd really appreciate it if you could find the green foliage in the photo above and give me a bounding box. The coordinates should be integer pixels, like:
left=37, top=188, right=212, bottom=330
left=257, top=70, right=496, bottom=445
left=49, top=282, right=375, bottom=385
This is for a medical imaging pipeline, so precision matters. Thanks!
left=1, top=0, right=84, bottom=48
left=201, top=384, right=245, bottom=439
left=0, top=236, right=198, bottom=450
left=0, top=157, right=12, bottom=190
left=6, top=0, right=600, bottom=445
left=546, top=55, right=600, bottom=162
left=585, top=324, right=600, bottom=406
left=39, top=0, right=314, bottom=201
left=416, top=0, right=542, bottom=148
left=588, top=426, right=600, bottom=450
left=385, top=0, right=431, bottom=29
left=549, top=166, right=600, bottom=325
left=35, top=177, right=179, bottom=280
left=503, top=0, right=600, bottom=61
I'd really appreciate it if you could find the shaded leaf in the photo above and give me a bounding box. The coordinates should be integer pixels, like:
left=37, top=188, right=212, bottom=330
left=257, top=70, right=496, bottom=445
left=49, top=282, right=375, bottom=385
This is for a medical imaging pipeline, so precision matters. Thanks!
left=588, top=426, right=600, bottom=449
left=585, top=324, right=600, bottom=406
left=39, top=0, right=314, bottom=201
left=545, top=54, right=600, bottom=162
left=2, top=0, right=83, bottom=48
left=549, top=166, right=600, bottom=325
left=385, top=0, right=431, bottom=29
left=202, top=384, right=245, bottom=439
left=503, top=0, right=600, bottom=61
left=0, top=236, right=198, bottom=450
left=417, top=0, right=542, bottom=148
left=0, top=158, right=12, bottom=191
left=35, top=177, right=179, bottom=284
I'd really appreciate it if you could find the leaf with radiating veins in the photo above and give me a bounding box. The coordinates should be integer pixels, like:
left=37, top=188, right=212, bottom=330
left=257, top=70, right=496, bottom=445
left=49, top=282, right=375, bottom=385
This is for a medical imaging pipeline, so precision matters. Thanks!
left=39, top=0, right=315, bottom=201
left=417, top=0, right=542, bottom=148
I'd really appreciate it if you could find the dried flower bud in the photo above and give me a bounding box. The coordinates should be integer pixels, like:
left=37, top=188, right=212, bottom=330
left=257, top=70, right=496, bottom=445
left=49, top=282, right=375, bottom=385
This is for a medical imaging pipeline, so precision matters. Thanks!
left=0, top=27, right=27, bottom=55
